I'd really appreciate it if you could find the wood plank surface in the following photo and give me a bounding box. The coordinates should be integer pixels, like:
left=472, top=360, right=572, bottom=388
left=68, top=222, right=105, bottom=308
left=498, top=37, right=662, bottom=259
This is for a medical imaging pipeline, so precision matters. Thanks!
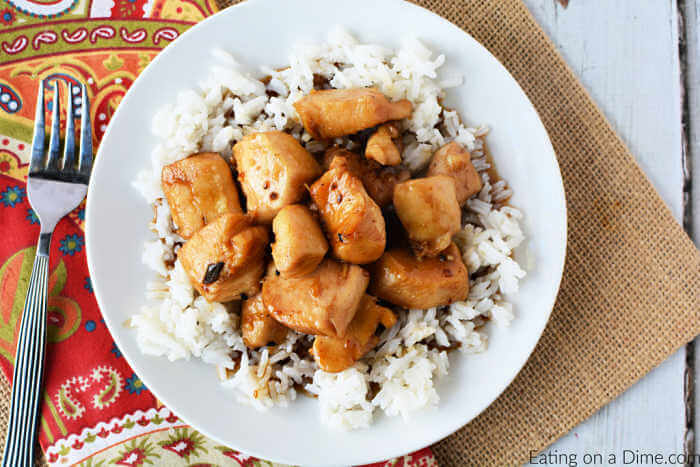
left=682, top=0, right=700, bottom=462
left=521, top=1, right=688, bottom=463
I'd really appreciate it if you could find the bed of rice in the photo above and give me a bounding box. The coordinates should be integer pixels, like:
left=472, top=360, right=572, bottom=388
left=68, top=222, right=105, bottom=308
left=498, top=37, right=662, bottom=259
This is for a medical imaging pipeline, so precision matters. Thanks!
left=131, top=28, right=526, bottom=430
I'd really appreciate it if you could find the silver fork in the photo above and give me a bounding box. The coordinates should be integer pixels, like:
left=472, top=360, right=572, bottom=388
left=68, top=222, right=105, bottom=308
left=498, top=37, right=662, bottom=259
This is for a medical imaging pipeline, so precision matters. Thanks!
left=2, top=79, right=92, bottom=467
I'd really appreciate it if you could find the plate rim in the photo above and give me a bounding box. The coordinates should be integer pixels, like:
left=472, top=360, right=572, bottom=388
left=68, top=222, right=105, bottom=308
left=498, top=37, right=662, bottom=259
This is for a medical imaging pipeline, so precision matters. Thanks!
left=85, top=0, right=568, bottom=464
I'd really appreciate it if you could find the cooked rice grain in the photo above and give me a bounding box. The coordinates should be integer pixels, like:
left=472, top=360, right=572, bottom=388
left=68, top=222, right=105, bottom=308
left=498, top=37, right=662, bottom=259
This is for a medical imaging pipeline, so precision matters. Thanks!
left=132, top=28, right=527, bottom=430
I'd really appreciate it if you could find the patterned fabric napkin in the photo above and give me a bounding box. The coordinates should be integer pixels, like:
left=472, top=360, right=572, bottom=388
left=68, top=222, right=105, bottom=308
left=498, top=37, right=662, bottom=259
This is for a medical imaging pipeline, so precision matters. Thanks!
left=0, top=1, right=436, bottom=465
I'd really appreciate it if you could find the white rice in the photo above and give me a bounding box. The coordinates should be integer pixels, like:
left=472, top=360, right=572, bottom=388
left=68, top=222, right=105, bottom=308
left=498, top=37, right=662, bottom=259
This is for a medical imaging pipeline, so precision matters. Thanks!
left=131, top=28, right=526, bottom=430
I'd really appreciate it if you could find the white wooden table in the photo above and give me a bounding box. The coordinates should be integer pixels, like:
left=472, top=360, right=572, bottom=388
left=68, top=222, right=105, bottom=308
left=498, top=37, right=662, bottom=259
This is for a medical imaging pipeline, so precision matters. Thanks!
left=521, top=1, right=698, bottom=465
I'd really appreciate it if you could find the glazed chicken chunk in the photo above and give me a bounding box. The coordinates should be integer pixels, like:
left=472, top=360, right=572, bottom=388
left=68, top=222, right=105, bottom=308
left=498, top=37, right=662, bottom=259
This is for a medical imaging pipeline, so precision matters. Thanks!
left=393, top=175, right=461, bottom=258
left=262, top=259, right=369, bottom=337
left=427, top=142, right=483, bottom=205
left=241, top=293, right=288, bottom=348
left=312, top=295, right=397, bottom=372
left=364, top=123, right=401, bottom=166
left=232, top=131, right=321, bottom=223
left=161, top=152, right=242, bottom=238
left=294, top=88, right=412, bottom=139
left=324, top=147, right=409, bottom=207
left=178, top=213, right=268, bottom=302
left=271, top=204, right=328, bottom=278
left=370, top=244, right=469, bottom=310
left=310, top=163, right=386, bottom=264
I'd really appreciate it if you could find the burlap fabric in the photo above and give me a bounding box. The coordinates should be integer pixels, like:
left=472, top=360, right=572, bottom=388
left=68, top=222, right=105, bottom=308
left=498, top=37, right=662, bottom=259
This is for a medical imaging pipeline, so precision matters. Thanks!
left=403, top=1, right=700, bottom=465
left=1, top=0, right=698, bottom=466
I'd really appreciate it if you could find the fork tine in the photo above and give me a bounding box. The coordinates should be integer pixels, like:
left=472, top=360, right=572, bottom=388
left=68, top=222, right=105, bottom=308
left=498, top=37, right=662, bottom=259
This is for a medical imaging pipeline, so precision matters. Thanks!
left=78, top=83, right=93, bottom=177
left=29, top=81, right=45, bottom=172
left=46, top=81, right=61, bottom=171
left=61, top=82, right=76, bottom=172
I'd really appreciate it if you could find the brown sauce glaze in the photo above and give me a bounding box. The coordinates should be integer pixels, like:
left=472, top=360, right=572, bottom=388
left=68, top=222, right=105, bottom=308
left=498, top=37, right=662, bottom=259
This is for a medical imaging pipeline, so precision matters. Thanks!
left=480, top=142, right=512, bottom=207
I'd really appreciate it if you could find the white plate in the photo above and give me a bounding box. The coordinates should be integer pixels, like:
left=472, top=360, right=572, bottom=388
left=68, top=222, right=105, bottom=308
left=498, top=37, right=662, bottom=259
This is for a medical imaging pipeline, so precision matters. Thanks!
left=85, top=0, right=567, bottom=464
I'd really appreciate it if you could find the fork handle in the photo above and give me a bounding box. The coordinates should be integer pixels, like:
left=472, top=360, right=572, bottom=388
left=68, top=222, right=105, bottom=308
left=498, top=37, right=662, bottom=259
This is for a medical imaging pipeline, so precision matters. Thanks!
left=2, top=233, right=51, bottom=467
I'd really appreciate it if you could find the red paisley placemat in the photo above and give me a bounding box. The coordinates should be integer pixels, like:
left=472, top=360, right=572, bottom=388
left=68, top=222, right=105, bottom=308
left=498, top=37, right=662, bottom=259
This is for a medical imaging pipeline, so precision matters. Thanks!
left=0, top=1, right=437, bottom=465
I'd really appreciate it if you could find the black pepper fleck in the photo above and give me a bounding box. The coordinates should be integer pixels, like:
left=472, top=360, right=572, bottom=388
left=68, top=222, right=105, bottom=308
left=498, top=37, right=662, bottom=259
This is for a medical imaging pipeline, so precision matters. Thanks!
left=203, top=262, right=225, bottom=284
left=374, top=323, right=386, bottom=337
